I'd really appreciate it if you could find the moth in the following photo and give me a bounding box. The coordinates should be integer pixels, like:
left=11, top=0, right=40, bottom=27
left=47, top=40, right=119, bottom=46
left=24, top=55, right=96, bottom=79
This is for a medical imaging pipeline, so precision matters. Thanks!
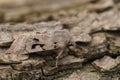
left=0, top=30, right=75, bottom=67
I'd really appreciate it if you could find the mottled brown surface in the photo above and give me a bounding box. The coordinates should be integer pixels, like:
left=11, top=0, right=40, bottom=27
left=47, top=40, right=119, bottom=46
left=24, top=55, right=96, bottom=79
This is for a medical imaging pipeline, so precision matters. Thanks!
left=0, top=0, right=120, bottom=80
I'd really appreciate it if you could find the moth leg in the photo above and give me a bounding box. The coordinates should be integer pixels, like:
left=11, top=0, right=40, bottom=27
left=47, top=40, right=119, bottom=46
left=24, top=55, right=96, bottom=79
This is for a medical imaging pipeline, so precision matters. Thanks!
left=55, top=49, right=64, bottom=67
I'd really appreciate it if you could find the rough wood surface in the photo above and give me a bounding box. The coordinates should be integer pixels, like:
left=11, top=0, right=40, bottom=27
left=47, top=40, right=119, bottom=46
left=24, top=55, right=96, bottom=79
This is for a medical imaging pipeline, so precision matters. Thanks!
left=0, top=0, right=120, bottom=80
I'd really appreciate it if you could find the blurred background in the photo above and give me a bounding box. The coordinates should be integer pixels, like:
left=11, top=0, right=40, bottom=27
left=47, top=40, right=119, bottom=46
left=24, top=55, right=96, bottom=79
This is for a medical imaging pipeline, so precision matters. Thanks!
left=0, top=0, right=94, bottom=23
